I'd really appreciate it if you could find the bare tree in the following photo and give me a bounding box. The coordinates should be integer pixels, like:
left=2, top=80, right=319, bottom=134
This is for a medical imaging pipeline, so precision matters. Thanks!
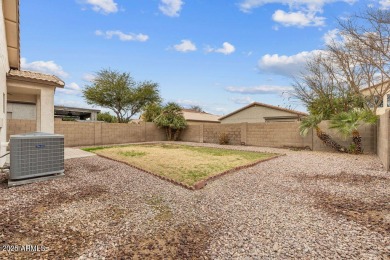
left=338, top=8, right=390, bottom=112
left=293, top=7, right=390, bottom=114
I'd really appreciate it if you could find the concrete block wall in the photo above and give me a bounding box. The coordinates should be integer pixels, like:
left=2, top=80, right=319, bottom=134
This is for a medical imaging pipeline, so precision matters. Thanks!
left=7, top=119, right=37, bottom=140
left=8, top=119, right=166, bottom=147
left=203, top=123, right=242, bottom=145
left=377, top=111, right=390, bottom=170
left=180, top=125, right=201, bottom=142
left=246, top=122, right=312, bottom=148
left=6, top=119, right=380, bottom=157
left=55, top=120, right=96, bottom=147
left=313, top=121, right=377, bottom=154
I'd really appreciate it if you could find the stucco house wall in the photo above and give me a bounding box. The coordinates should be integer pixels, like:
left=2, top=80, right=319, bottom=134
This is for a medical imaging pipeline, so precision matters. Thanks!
left=220, top=105, right=303, bottom=124
left=0, top=2, right=10, bottom=165
left=361, top=87, right=390, bottom=115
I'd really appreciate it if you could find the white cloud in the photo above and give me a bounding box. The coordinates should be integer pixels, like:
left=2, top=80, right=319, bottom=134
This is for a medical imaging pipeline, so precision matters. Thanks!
left=322, top=28, right=342, bottom=45
left=55, top=98, right=89, bottom=108
left=272, top=10, right=325, bottom=27
left=56, top=82, right=82, bottom=96
left=258, top=50, right=322, bottom=77
left=80, top=0, right=118, bottom=14
left=173, top=40, right=197, bottom=52
left=175, top=99, right=202, bottom=107
left=95, top=30, right=149, bottom=42
left=82, top=73, right=96, bottom=82
left=239, top=0, right=356, bottom=13
left=239, top=0, right=356, bottom=27
left=226, top=85, right=293, bottom=94
left=230, top=97, right=254, bottom=105
left=206, top=42, right=236, bottom=55
left=379, top=0, right=390, bottom=9
left=21, top=57, right=68, bottom=78
left=159, top=0, right=184, bottom=17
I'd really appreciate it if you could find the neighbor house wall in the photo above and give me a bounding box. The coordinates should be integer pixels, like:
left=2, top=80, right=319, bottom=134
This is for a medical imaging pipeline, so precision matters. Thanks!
left=377, top=111, right=390, bottom=170
left=220, top=106, right=300, bottom=124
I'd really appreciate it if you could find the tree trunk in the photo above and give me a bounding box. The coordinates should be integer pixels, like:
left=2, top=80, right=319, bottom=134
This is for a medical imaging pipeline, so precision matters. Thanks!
left=173, top=129, right=180, bottom=141
left=352, top=130, right=362, bottom=154
left=315, top=127, right=348, bottom=153
left=165, top=127, right=170, bottom=141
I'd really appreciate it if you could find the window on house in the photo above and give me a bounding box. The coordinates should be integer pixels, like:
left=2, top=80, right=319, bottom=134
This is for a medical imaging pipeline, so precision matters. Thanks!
left=374, top=95, right=384, bottom=108
left=387, top=94, right=390, bottom=107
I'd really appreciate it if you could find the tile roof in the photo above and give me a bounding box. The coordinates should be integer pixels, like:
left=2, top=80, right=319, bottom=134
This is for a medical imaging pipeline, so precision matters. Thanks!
left=219, top=102, right=307, bottom=120
left=7, top=69, right=65, bottom=86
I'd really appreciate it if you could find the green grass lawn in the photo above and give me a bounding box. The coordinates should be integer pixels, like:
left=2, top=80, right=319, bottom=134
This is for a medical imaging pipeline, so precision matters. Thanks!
left=83, top=144, right=279, bottom=187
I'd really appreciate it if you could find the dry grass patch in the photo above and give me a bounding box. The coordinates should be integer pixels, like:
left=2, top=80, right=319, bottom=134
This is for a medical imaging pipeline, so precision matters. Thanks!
left=86, top=144, right=278, bottom=187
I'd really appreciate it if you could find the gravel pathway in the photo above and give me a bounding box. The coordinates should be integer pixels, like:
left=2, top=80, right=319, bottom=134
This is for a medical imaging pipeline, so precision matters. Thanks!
left=0, top=142, right=389, bottom=259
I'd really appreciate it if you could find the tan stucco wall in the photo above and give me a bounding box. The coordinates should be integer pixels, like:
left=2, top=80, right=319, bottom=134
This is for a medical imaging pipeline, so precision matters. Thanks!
left=7, top=79, right=56, bottom=133
left=220, top=105, right=300, bottom=124
left=0, top=3, right=10, bottom=165
left=377, top=111, right=390, bottom=170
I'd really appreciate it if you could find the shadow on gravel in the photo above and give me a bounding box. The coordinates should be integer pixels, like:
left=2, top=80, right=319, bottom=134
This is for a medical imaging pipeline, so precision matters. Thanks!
left=64, top=158, right=112, bottom=175
left=311, top=191, right=390, bottom=235
left=113, top=224, right=211, bottom=259
left=0, top=185, right=107, bottom=259
left=294, top=172, right=390, bottom=235
left=294, top=171, right=389, bottom=185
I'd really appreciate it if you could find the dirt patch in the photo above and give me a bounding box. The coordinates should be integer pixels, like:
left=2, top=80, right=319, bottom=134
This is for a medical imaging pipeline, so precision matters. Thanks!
left=294, top=171, right=389, bottom=185
left=112, top=224, right=211, bottom=259
left=145, top=196, right=173, bottom=222
left=313, top=192, right=390, bottom=234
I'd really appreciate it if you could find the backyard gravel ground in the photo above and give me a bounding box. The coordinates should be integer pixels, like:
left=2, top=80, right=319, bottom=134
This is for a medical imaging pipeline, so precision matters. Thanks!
left=0, top=141, right=389, bottom=259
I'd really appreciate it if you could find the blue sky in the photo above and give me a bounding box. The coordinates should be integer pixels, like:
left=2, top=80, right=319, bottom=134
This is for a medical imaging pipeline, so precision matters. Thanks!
left=19, top=0, right=388, bottom=116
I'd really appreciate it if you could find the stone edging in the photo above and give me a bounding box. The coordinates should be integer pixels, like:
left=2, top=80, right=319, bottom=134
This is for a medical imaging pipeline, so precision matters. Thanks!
left=94, top=144, right=285, bottom=190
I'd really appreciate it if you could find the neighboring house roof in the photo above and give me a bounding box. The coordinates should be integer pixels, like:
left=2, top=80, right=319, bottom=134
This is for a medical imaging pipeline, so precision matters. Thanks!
left=360, top=79, right=390, bottom=93
left=7, top=69, right=65, bottom=86
left=181, top=109, right=221, bottom=123
left=54, top=105, right=101, bottom=113
left=219, top=102, right=308, bottom=120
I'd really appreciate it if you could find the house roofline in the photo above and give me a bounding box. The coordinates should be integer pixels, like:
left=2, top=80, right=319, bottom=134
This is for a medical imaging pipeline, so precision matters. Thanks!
left=219, top=102, right=307, bottom=120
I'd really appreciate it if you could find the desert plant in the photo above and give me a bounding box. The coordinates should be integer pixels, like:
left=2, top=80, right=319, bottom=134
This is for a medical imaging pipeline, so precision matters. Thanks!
left=154, top=102, right=187, bottom=141
left=218, top=132, right=230, bottom=145
left=330, top=108, right=378, bottom=154
left=299, top=114, right=348, bottom=153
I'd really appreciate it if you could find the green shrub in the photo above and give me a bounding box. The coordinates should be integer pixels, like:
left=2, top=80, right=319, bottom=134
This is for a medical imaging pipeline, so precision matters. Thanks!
left=97, top=112, right=118, bottom=123
left=218, top=133, right=230, bottom=145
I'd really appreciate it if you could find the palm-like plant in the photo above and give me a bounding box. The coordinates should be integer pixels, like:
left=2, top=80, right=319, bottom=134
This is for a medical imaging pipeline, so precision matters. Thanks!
left=154, top=102, right=187, bottom=141
left=330, top=108, right=378, bottom=154
left=300, top=114, right=348, bottom=153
